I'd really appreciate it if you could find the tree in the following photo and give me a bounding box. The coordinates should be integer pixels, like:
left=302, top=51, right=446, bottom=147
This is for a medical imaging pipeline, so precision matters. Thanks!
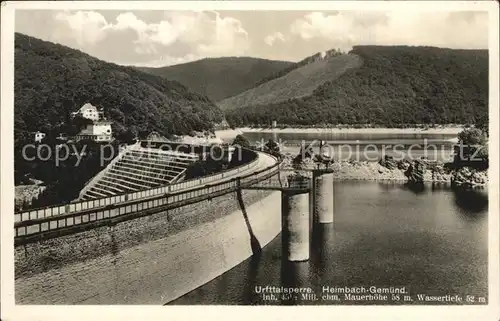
left=455, top=128, right=488, bottom=169
left=232, top=134, right=250, bottom=148
left=475, top=116, right=489, bottom=137
left=457, top=128, right=486, bottom=145
left=117, top=127, right=138, bottom=144
left=264, top=138, right=282, bottom=159
left=71, top=114, right=93, bottom=132
left=264, top=139, right=280, bottom=153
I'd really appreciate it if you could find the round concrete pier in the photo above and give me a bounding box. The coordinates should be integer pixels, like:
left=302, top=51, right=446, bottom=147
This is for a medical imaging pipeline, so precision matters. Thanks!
left=314, top=172, right=334, bottom=224
left=282, top=190, right=310, bottom=262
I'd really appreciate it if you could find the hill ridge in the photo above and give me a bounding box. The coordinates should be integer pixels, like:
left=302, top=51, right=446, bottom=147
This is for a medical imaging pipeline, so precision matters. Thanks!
left=138, top=56, right=294, bottom=102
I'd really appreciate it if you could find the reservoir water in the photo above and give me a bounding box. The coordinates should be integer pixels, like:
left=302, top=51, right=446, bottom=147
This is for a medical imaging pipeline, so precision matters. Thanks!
left=171, top=131, right=488, bottom=305
left=171, top=181, right=488, bottom=305
left=240, top=130, right=459, bottom=144
left=236, top=131, right=460, bottom=162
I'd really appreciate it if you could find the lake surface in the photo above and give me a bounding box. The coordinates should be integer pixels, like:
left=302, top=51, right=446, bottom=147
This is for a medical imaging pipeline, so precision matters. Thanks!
left=240, top=130, right=459, bottom=144
left=237, top=131, right=459, bottom=162
left=170, top=181, right=488, bottom=305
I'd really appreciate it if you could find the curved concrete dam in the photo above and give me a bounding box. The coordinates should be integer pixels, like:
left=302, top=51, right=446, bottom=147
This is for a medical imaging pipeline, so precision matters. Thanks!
left=15, top=153, right=282, bottom=304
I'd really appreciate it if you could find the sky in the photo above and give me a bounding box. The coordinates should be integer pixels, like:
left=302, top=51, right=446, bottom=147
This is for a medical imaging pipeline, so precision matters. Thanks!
left=15, top=9, right=489, bottom=67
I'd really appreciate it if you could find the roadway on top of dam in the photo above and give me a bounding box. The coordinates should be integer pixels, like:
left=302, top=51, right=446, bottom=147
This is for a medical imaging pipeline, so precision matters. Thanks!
left=217, top=151, right=278, bottom=181
left=167, top=149, right=278, bottom=195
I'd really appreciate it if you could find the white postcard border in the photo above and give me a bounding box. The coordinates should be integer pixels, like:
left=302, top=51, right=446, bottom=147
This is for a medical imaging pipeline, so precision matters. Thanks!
left=1, top=1, right=499, bottom=321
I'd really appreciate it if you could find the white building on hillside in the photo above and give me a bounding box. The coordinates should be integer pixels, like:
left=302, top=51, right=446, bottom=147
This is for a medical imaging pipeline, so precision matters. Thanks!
left=76, top=121, right=113, bottom=142
left=34, top=131, right=46, bottom=143
left=71, top=103, right=103, bottom=121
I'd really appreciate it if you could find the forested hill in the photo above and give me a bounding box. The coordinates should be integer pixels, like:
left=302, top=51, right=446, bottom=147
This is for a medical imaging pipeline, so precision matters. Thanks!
left=224, top=45, right=488, bottom=128
left=139, top=57, right=294, bottom=101
left=14, top=33, right=225, bottom=144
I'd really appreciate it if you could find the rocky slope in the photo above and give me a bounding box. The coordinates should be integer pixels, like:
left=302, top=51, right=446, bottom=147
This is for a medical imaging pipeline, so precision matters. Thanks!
left=280, top=155, right=487, bottom=187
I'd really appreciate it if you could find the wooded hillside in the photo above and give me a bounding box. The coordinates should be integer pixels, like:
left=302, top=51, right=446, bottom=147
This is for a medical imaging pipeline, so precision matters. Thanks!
left=224, top=46, right=488, bottom=128
left=14, top=33, right=225, bottom=146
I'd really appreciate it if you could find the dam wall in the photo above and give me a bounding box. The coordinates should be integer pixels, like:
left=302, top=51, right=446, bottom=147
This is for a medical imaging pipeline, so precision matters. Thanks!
left=15, top=187, right=282, bottom=304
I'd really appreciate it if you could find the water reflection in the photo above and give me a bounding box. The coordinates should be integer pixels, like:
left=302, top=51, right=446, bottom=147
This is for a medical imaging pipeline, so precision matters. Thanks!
left=453, top=187, right=488, bottom=219
left=403, top=182, right=426, bottom=195
left=311, top=224, right=334, bottom=272
left=281, top=260, right=310, bottom=305
left=377, top=181, right=403, bottom=192
left=431, top=182, right=450, bottom=191
left=171, top=181, right=488, bottom=305
left=242, top=255, right=262, bottom=305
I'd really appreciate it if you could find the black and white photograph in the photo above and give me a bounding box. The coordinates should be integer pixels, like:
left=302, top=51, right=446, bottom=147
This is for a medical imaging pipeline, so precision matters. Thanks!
left=1, top=1, right=499, bottom=320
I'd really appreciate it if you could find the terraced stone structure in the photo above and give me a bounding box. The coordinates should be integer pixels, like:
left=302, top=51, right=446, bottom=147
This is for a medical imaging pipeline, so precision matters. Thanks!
left=79, top=146, right=199, bottom=200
